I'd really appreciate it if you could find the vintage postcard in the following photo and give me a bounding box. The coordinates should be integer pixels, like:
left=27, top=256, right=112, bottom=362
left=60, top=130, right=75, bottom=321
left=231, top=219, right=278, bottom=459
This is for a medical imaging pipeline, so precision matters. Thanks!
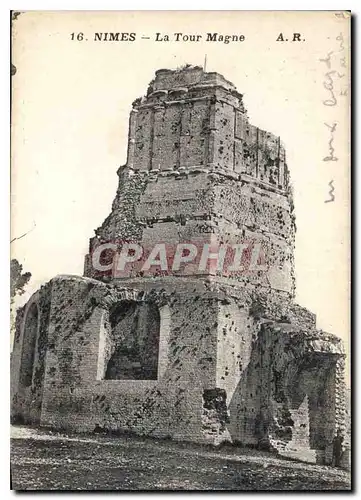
left=10, top=10, right=351, bottom=491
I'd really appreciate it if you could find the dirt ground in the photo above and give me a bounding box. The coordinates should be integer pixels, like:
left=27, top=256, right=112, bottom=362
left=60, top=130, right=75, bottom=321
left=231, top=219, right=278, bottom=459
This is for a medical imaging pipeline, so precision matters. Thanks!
left=10, top=426, right=351, bottom=491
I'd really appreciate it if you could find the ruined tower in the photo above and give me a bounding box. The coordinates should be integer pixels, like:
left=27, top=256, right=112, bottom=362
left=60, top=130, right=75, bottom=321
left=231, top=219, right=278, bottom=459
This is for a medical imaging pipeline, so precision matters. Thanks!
left=11, top=66, right=346, bottom=464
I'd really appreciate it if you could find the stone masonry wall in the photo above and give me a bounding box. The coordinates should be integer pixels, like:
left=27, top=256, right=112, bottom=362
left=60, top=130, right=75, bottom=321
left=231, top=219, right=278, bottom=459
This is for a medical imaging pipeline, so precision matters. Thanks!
left=32, top=275, right=227, bottom=442
left=127, top=66, right=289, bottom=187
left=11, top=282, right=52, bottom=425
left=12, top=67, right=347, bottom=465
left=84, top=68, right=294, bottom=297
left=85, top=169, right=295, bottom=297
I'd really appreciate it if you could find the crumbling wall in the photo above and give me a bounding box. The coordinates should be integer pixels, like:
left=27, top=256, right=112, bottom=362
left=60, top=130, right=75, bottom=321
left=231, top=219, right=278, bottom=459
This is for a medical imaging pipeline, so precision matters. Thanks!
left=85, top=66, right=293, bottom=294
left=125, top=65, right=288, bottom=187
left=133, top=108, right=153, bottom=171
left=84, top=168, right=148, bottom=278
left=179, top=100, right=209, bottom=169
left=31, top=275, right=224, bottom=442
left=255, top=323, right=344, bottom=461
left=19, top=302, right=38, bottom=387
left=152, top=105, right=181, bottom=171
left=214, top=179, right=294, bottom=240
left=136, top=171, right=214, bottom=223
left=85, top=167, right=295, bottom=295
left=215, top=300, right=260, bottom=445
left=11, top=282, right=52, bottom=425
left=151, top=67, right=205, bottom=91
left=202, top=388, right=230, bottom=442
left=210, top=296, right=344, bottom=461
left=131, top=89, right=211, bottom=173
left=210, top=171, right=295, bottom=294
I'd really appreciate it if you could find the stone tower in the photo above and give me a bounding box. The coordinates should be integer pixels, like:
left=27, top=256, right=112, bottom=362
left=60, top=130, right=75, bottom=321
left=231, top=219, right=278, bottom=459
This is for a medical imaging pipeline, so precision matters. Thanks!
left=11, top=66, right=346, bottom=465
left=85, top=65, right=294, bottom=296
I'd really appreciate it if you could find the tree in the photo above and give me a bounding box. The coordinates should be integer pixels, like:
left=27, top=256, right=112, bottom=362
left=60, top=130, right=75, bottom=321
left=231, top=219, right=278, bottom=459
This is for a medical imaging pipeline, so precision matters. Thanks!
left=10, top=259, right=31, bottom=349
left=10, top=259, right=31, bottom=301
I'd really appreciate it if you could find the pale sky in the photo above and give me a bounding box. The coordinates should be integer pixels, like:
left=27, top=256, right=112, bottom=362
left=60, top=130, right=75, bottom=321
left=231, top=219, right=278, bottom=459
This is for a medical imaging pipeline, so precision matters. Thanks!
left=11, top=11, right=350, bottom=369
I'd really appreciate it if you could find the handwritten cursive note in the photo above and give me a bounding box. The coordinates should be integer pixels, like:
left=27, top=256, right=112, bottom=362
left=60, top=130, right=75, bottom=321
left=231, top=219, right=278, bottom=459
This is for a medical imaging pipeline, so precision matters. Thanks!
left=324, top=180, right=335, bottom=203
left=323, top=122, right=338, bottom=162
left=320, top=30, right=348, bottom=203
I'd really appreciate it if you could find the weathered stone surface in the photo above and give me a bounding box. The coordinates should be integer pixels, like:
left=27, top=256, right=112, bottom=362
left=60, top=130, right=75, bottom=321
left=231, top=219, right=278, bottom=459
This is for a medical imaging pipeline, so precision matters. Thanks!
left=11, top=66, right=347, bottom=467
